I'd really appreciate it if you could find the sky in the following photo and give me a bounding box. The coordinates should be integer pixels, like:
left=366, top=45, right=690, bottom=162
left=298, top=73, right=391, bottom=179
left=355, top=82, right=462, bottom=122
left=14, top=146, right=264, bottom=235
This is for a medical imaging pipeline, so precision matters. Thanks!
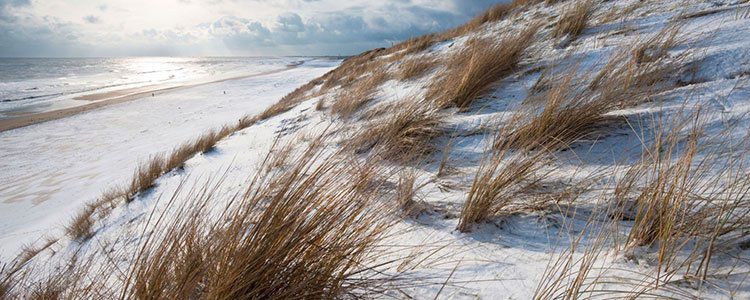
left=0, top=0, right=508, bottom=57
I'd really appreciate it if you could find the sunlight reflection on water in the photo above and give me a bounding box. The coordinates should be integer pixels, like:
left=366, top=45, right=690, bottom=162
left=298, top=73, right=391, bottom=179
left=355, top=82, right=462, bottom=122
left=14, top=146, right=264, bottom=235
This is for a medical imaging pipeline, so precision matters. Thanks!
left=0, top=57, right=294, bottom=116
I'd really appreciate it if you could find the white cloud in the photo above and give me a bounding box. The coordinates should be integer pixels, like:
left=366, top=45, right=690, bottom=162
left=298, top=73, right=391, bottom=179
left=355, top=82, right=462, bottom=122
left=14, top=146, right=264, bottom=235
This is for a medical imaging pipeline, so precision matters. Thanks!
left=0, top=0, right=510, bottom=57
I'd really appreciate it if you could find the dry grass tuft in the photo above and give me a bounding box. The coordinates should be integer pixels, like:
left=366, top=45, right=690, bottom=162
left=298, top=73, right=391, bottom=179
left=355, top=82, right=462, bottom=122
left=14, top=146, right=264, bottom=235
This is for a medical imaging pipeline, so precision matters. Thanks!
left=126, top=126, right=234, bottom=203
left=254, top=0, right=539, bottom=120
left=63, top=121, right=242, bottom=243
left=533, top=220, right=608, bottom=300
left=498, top=73, right=619, bottom=151
left=321, top=48, right=388, bottom=91
left=236, top=115, right=258, bottom=129
left=163, top=143, right=196, bottom=173
left=620, top=143, right=699, bottom=249
left=258, top=78, right=324, bottom=120
left=126, top=137, right=398, bottom=299
left=632, top=25, right=681, bottom=64
left=591, top=24, right=683, bottom=94
left=604, top=111, right=750, bottom=289
left=428, top=23, right=540, bottom=110
left=503, top=28, right=685, bottom=151
left=8, top=135, right=403, bottom=298
left=330, top=71, right=388, bottom=118
left=532, top=110, right=750, bottom=298
left=351, top=101, right=443, bottom=163
left=126, top=155, right=166, bottom=201
left=615, top=116, right=708, bottom=248
left=552, top=0, right=596, bottom=41
left=397, top=56, right=438, bottom=81
left=457, top=129, right=552, bottom=232
left=0, top=277, right=8, bottom=299
left=315, top=97, right=326, bottom=111
left=389, top=34, right=438, bottom=60
left=249, top=1, right=538, bottom=119
left=599, top=1, right=644, bottom=24
left=195, top=126, right=233, bottom=154
left=66, top=205, right=96, bottom=241
left=395, top=170, right=429, bottom=217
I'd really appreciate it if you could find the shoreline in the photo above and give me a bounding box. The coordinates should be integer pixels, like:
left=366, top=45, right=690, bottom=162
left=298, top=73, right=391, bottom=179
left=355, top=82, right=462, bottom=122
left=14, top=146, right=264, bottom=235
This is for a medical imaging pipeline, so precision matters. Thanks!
left=0, top=65, right=298, bottom=132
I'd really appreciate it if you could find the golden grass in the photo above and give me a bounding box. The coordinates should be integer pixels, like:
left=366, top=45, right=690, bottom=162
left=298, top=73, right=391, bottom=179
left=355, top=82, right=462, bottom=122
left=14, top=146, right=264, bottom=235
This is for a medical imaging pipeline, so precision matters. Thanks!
left=457, top=128, right=552, bottom=232
left=127, top=125, right=234, bottom=202
left=457, top=24, right=686, bottom=231
left=498, top=73, right=619, bottom=151
left=0, top=279, right=7, bottom=299
left=321, top=48, right=388, bottom=91
left=428, top=23, right=540, bottom=110
left=258, top=78, right=324, bottom=120
left=389, top=34, right=438, bottom=60
left=195, top=126, right=233, bottom=154
left=11, top=2, right=744, bottom=298
left=274, top=0, right=546, bottom=114
left=533, top=112, right=750, bottom=298
left=251, top=0, right=541, bottom=121
left=591, top=24, right=682, bottom=92
left=351, top=101, right=443, bottom=163
left=330, top=71, right=388, bottom=118
left=552, top=0, right=595, bottom=40
left=503, top=27, right=684, bottom=151
left=0, top=237, right=59, bottom=294
left=632, top=25, right=681, bottom=64
left=395, top=170, right=430, bottom=217
left=61, top=121, right=247, bottom=243
left=5, top=135, right=403, bottom=298
left=533, top=218, right=608, bottom=300
left=236, top=115, right=258, bottom=130
left=126, top=156, right=165, bottom=201
left=599, top=0, right=644, bottom=24
left=250, top=0, right=540, bottom=119
left=124, top=137, right=398, bottom=299
left=315, top=97, right=325, bottom=111
left=612, top=115, right=750, bottom=254
left=66, top=205, right=97, bottom=241
left=619, top=128, right=701, bottom=248
left=3, top=249, right=106, bottom=299
left=397, top=56, right=437, bottom=81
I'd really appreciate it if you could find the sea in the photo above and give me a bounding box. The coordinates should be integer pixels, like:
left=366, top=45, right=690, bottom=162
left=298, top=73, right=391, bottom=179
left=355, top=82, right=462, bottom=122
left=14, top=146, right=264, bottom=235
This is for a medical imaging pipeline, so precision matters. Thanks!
left=0, top=57, right=304, bottom=117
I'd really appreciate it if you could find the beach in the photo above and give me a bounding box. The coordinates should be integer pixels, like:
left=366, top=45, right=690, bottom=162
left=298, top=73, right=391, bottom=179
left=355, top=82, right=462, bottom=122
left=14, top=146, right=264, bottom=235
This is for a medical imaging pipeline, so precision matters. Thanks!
left=0, top=59, right=338, bottom=259
left=0, top=64, right=302, bottom=132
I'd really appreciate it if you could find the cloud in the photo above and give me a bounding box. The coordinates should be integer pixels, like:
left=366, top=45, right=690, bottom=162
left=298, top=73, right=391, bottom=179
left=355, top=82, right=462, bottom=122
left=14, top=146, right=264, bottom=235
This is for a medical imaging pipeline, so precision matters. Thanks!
left=201, top=1, right=482, bottom=55
left=1, top=0, right=30, bottom=6
left=0, top=0, right=30, bottom=21
left=0, top=15, right=84, bottom=57
left=0, top=0, right=510, bottom=57
left=276, top=12, right=304, bottom=32
left=83, top=15, right=100, bottom=24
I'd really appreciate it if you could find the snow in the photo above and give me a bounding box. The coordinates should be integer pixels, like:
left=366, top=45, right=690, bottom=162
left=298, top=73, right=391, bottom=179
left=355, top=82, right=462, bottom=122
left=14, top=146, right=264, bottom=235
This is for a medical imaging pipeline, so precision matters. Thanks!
left=0, top=59, right=338, bottom=259
left=6, top=0, right=750, bottom=298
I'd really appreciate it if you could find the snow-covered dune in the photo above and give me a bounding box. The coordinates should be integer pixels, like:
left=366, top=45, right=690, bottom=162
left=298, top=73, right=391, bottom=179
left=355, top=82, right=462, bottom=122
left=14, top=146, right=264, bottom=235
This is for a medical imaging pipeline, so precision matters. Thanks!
left=5, top=0, right=750, bottom=298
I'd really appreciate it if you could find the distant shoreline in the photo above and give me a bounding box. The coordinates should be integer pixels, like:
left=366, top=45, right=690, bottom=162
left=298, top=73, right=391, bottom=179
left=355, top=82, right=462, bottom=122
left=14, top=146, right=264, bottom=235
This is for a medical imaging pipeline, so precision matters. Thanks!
left=0, top=64, right=298, bottom=132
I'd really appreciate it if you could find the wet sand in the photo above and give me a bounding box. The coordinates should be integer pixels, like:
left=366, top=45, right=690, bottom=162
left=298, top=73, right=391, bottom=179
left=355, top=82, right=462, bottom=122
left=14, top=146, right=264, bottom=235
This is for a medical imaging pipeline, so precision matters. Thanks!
left=0, top=65, right=297, bottom=132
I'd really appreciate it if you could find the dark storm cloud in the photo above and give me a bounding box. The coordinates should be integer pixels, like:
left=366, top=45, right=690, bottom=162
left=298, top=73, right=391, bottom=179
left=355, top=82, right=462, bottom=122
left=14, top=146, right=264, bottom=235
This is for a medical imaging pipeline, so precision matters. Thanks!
left=207, top=1, right=505, bottom=55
